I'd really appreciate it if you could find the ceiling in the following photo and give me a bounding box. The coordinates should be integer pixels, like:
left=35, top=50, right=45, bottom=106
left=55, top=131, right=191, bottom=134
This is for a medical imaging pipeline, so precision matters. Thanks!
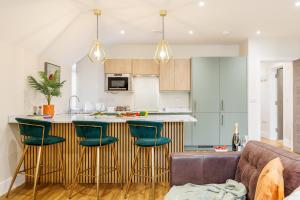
left=1, top=0, right=300, bottom=54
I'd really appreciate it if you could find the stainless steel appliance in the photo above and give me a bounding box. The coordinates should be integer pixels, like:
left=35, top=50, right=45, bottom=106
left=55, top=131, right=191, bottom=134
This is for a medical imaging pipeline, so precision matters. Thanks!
left=105, top=74, right=132, bottom=91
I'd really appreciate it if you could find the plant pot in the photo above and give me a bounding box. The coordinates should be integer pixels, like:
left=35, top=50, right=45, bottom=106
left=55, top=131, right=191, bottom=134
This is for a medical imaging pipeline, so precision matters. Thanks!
left=43, top=104, right=55, bottom=117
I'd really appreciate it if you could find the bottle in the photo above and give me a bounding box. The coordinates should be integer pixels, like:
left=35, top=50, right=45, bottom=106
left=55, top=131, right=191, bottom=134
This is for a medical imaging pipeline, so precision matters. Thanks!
left=232, top=123, right=240, bottom=151
left=38, top=106, right=42, bottom=115
left=33, top=106, right=37, bottom=115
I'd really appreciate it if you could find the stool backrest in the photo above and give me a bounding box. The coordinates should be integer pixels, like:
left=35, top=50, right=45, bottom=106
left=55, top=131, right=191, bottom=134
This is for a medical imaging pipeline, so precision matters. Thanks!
left=73, top=121, right=108, bottom=139
left=16, top=118, right=51, bottom=138
left=127, top=120, right=163, bottom=139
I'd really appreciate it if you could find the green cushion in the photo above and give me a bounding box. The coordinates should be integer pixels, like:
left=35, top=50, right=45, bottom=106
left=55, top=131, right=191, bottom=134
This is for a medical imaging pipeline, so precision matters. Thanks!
left=16, top=118, right=51, bottom=138
left=127, top=120, right=163, bottom=138
left=135, top=137, right=171, bottom=147
left=23, top=135, right=65, bottom=146
left=80, top=136, right=118, bottom=146
left=73, top=121, right=108, bottom=138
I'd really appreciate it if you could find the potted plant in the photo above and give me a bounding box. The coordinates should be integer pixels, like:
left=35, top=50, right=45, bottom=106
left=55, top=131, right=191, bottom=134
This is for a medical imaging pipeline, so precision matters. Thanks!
left=28, top=71, right=66, bottom=117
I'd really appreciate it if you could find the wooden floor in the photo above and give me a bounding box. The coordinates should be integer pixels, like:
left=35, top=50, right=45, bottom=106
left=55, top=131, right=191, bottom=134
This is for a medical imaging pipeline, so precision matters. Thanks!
left=1, top=183, right=169, bottom=200
left=1, top=138, right=291, bottom=200
left=261, top=137, right=292, bottom=152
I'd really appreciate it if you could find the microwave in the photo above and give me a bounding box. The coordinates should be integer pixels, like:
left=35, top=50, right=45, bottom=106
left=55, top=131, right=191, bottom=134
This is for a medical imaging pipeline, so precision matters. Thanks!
left=105, top=74, right=132, bottom=91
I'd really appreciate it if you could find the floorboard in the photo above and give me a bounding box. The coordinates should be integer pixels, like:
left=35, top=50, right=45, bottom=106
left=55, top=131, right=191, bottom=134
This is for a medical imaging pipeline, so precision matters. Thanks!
left=1, top=183, right=169, bottom=200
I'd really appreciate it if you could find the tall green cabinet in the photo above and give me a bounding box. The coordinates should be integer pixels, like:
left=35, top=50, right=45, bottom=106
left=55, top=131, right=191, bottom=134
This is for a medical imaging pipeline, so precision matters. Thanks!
left=189, top=57, right=247, bottom=146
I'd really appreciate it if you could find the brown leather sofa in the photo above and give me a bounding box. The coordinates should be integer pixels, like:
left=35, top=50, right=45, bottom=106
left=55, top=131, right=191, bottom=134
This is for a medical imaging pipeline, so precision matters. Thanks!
left=170, top=141, right=300, bottom=200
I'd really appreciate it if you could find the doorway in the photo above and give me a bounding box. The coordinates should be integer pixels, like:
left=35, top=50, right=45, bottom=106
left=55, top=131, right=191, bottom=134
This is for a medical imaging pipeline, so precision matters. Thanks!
left=276, top=68, right=283, bottom=140
left=260, top=61, right=293, bottom=148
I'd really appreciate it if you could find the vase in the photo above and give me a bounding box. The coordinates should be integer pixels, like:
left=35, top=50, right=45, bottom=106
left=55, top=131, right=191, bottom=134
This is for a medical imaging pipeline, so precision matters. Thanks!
left=43, top=104, right=55, bottom=117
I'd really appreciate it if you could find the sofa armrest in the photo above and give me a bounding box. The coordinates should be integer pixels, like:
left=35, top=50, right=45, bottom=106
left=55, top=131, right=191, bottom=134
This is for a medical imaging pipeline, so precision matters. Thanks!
left=170, top=152, right=241, bottom=186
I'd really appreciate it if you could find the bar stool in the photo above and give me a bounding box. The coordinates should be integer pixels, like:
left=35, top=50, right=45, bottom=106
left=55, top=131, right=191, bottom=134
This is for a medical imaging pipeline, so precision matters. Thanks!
left=6, top=118, right=66, bottom=200
left=69, top=121, right=122, bottom=200
left=125, top=120, right=171, bottom=200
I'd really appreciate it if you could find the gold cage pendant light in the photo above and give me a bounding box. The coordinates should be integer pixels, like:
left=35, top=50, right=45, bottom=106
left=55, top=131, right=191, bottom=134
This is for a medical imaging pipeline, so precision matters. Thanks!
left=88, top=9, right=106, bottom=63
left=154, top=10, right=172, bottom=64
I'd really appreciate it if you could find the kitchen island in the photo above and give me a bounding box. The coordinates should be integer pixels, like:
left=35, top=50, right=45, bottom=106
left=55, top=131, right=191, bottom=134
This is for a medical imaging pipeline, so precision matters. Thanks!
left=9, top=114, right=196, bottom=184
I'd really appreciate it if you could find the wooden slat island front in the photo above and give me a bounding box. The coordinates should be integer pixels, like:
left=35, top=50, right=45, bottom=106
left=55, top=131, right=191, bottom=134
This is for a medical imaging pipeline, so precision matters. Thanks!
left=9, top=114, right=196, bottom=184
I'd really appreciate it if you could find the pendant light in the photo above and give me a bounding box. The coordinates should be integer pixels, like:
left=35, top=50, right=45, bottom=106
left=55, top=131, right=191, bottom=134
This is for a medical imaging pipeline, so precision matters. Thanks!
left=154, top=10, right=172, bottom=64
left=88, top=9, right=106, bottom=63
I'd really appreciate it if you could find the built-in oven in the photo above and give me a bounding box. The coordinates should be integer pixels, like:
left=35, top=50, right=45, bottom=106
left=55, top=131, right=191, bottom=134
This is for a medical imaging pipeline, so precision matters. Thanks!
left=105, top=74, right=132, bottom=91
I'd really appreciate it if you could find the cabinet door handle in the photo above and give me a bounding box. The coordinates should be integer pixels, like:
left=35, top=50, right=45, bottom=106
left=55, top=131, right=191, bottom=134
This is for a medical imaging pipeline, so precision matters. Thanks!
left=221, top=114, right=224, bottom=126
left=221, top=100, right=224, bottom=111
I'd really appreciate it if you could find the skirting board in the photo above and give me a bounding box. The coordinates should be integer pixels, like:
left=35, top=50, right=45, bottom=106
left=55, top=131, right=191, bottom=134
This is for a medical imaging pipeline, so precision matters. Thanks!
left=0, top=175, right=25, bottom=196
left=261, top=132, right=278, bottom=140
left=283, top=138, right=293, bottom=148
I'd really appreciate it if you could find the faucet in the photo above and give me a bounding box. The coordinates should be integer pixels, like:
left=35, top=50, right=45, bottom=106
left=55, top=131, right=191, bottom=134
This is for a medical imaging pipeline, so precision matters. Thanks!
left=68, top=95, right=80, bottom=114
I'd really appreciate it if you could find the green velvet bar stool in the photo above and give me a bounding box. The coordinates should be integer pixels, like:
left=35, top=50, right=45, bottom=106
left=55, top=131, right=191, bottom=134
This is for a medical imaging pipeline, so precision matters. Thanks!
left=6, top=118, right=66, bottom=200
left=125, top=120, right=171, bottom=200
left=69, top=121, right=122, bottom=200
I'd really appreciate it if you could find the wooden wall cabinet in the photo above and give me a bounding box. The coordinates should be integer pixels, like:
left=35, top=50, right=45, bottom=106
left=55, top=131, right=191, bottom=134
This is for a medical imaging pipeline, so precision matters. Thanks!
left=159, top=59, right=191, bottom=91
left=159, top=59, right=175, bottom=90
left=132, top=59, right=159, bottom=75
left=104, top=59, right=132, bottom=74
left=174, top=59, right=191, bottom=91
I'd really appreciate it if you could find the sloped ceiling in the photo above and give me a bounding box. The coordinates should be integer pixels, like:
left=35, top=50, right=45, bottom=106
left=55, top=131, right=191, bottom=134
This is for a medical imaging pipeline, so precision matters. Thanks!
left=1, top=0, right=300, bottom=56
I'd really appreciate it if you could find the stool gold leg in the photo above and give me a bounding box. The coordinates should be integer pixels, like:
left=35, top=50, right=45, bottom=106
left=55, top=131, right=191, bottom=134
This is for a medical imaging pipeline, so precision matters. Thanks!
left=69, top=147, right=86, bottom=199
left=57, top=144, right=66, bottom=189
left=33, top=146, right=43, bottom=200
left=144, top=148, right=149, bottom=185
left=164, top=145, right=170, bottom=170
left=6, top=146, right=29, bottom=198
left=111, top=144, right=122, bottom=189
left=92, top=148, right=96, bottom=182
left=96, top=147, right=100, bottom=200
left=125, top=146, right=140, bottom=199
left=151, top=147, right=155, bottom=200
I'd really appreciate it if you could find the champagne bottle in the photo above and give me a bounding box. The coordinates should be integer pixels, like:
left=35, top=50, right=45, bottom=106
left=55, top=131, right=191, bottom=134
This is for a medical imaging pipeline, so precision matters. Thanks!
left=232, top=123, right=240, bottom=151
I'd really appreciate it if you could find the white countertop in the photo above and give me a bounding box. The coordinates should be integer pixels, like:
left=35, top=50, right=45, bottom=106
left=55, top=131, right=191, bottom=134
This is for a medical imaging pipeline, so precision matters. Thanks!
left=8, top=114, right=197, bottom=124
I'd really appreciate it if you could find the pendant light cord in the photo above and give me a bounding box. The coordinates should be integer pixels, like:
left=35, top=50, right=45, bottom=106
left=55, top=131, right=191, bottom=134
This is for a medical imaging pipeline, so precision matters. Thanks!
left=162, top=15, right=165, bottom=40
left=97, top=14, right=99, bottom=40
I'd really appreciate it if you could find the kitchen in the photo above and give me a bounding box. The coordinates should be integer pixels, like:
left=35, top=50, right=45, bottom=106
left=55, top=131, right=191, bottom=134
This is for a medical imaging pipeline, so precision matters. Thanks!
left=2, top=2, right=248, bottom=199
left=3, top=1, right=300, bottom=200
left=8, top=51, right=247, bottom=189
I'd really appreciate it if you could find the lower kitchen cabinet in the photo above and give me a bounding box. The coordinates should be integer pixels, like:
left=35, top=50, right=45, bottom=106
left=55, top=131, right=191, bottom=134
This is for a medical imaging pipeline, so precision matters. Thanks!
left=187, top=112, right=248, bottom=146
left=220, top=113, right=248, bottom=145
left=184, top=123, right=193, bottom=146
left=192, top=113, right=220, bottom=146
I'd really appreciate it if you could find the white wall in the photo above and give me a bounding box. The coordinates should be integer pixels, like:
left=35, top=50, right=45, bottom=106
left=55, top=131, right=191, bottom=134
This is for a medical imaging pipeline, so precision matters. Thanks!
left=260, top=62, right=274, bottom=139
left=248, top=38, right=300, bottom=142
left=105, top=44, right=240, bottom=58
left=0, top=42, right=39, bottom=195
left=76, top=44, right=240, bottom=111
left=260, top=62, right=283, bottom=140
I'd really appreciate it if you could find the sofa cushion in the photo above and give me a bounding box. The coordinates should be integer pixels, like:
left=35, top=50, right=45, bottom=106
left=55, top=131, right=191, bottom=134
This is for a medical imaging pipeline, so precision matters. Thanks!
left=235, top=141, right=300, bottom=200
left=254, top=157, right=284, bottom=200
